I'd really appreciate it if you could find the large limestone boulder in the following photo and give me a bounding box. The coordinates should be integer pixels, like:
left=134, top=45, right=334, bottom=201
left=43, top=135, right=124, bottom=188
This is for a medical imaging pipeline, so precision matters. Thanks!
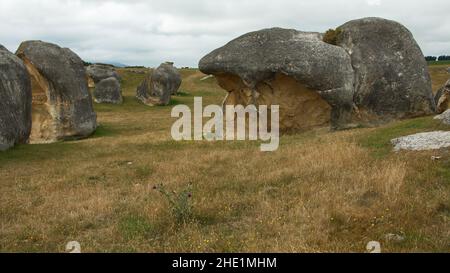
left=199, top=28, right=355, bottom=131
left=0, top=45, right=32, bottom=151
left=93, top=77, right=123, bottom=104
left=16, top=40, right=97, bottom=143
left=86, top=63, right=121, bottom=84
left=434, top=80, right=449, bottom=114
left=335, top=17, right=436, bottom=122
left=136, top=62, right=182, bottom=106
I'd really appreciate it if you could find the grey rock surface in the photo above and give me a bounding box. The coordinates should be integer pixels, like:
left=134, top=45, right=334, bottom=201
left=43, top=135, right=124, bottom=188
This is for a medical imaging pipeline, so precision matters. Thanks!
left=336, top=17, right=436, bottom=120
left=93, top=77, right=123, bottom=104
left=16, top=40, right=97, bottom=143
left=0, top=45, right=32, bottom=151
left=391, top=131, right=450, bottom=151
left=86, top=63, right=121, bottom=83
left=199, top=27, right=355, bottom=129
left=434, top=79, right=449, bottom=114
left=152, top=62, right=182, bottom=96
left=136, top=62, right=181, bottom=106
left=434, top=109, right=450, bottom=125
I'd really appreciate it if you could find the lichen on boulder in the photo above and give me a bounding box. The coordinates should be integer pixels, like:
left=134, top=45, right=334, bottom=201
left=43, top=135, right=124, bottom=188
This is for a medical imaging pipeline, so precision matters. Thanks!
left=16, top=40, right=97, bottom=144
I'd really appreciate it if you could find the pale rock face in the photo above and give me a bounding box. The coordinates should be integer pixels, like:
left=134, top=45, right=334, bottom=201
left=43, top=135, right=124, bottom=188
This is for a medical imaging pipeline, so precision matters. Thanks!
left=16, top=40, right=97, bottom=144
left=391, top=131, right=450, bottom=151
left=136, top=62, right=181, bottom=106
left=0, top=45, right=32, bottom=151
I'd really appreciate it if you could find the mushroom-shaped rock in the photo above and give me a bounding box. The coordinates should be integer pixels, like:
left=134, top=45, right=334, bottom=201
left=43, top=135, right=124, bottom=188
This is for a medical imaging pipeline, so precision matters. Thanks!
left=136, top=62, right=182, bottom=106
left=335, top=17, right=436, bottom=122
left=16, top=40, right=97, bottom=144
left=0, top=45, right=32, bottom=151
left=199, top=28, right=355, bottom=131
left=93, top=77, right=123, bottom=104
left=434, top=79, right=449, bottom=114
left=86, top=63, right=121, bottom=83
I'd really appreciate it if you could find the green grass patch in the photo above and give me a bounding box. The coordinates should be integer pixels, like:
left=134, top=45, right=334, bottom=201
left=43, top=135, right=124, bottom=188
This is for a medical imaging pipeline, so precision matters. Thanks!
left=118, top=214, right=155, bottom=240
left=359, top=116, right=448, bottom=158
left=427, top=61, right=450, bottom=66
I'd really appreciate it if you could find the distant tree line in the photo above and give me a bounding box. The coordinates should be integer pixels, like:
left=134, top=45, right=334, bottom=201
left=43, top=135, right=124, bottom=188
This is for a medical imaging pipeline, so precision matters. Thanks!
left=425, top=55, right=450, bottom=61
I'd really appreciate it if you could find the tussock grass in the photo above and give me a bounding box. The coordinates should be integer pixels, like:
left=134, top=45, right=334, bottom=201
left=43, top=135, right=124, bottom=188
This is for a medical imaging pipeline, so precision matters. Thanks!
left=0, top=68, right=449, bottom=253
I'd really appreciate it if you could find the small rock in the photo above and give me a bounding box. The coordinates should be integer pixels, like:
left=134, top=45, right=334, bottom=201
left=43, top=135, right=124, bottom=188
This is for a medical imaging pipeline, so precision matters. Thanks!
left=384, top=233, right=405, bottom=242
left=391, top=131, right=450, bottom=151
left=434, top=109, right=450, bottom=125
left=200, top=75, right=214, bottom=81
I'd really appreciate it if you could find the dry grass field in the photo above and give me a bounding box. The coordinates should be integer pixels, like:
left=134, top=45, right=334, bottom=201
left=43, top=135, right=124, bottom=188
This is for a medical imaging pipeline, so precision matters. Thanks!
left=0, top=65, right=449, bottom=253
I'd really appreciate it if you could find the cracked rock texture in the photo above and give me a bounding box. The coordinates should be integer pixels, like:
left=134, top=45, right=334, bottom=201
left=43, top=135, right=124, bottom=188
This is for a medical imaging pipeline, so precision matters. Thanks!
left=0, top=45, right=32, bottom=151
left=93, top=77, right=123, bottom=104
left=136, top=62, right=182, bottom=106
left=391, top=131, right=450, bottom=151
left=16, top=40, right=97, bottom=144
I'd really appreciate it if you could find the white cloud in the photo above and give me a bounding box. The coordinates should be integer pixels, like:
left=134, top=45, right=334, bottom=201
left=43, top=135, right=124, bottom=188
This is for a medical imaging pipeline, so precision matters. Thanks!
left=0, top=0, right=448, bottom=67
left=367, top=0, right=382, bottom=6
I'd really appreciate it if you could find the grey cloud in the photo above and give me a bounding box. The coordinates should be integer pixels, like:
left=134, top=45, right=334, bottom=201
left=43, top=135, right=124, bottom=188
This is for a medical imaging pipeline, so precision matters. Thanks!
left=0, top=0, right=449, bottom=67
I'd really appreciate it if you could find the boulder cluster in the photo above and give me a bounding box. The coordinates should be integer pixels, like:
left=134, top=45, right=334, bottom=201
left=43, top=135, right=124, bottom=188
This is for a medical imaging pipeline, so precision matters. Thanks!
left=199, top=17, right=437, bottom=131
left=1, top=40, right=97, bottom=150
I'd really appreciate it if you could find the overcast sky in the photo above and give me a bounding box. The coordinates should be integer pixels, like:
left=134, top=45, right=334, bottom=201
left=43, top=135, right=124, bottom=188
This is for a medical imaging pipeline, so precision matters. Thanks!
left=0, top=0, right=448, bottom=67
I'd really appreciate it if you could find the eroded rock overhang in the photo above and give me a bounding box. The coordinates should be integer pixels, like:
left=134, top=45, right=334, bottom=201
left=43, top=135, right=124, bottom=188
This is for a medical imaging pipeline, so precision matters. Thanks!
left=199, top=28, right=356, bottom=131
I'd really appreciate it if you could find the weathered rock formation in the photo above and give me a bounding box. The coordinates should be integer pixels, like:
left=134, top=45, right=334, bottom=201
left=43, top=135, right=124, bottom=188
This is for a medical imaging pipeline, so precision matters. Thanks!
left=434, top=109, right=450, bottom=125
left=16, top=40, right=97, bottom=143
left=136, top=62, right=182, bottom=106
left=93, top=77, right=123, bottom=104
left=86, top=63, right=121, bottom=84
left=0, top=45, right=32, bottom=151
left=199, top=18, right=436, bottom=132
left=199, top=28, right=355, bottom=131
left=391, top=131, right=450, bottom=151
left=434, top=80, right=450, bottom=114
left=335, top=17, right=436, bottom=122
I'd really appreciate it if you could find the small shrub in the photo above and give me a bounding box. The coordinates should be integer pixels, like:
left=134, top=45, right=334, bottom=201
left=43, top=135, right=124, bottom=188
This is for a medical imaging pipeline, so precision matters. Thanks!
left=323, top=28, right=342, bottom=45
left=153, top=183, right=193, bottom=224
